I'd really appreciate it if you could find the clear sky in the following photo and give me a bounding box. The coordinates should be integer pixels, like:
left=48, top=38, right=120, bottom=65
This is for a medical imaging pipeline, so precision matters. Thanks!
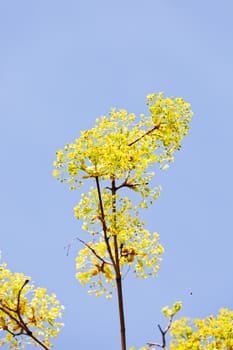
left=1, top=1, right=233, bottom=349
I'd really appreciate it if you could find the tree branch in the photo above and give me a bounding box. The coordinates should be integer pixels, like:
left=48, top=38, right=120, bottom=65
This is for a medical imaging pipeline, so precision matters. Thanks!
left=0, top=305, right=25, bottom=334
left=148, top=315, right=174, bottom=350
left=95, top=176, right=117, bottom=271
left=111, top=178, right=127, bottom=350
left=0, top=280, right=51, bottom=350
left=76, top=237, right=112, bottom=266
left=128, top=123, right=161, bottom=147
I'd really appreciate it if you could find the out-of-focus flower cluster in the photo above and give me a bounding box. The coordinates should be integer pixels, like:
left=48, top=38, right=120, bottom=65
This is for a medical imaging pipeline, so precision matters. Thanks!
left=0, top=259, right=64, bottom=349
left=170, top=308, right=233, bottom=349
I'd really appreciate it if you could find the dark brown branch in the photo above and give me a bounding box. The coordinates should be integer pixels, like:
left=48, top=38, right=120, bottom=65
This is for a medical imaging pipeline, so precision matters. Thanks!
left=106, top=174, right=143, bottom=193
left=22, top=326, right=51, bottom=350
left=16, top=281, right=50, bottom=350
left=6, top=328, right=23, bottom=337
left=16, top=280, right=32, bottom=334
left=0, top=280, right=51, bottom=350
left=111, top=179, right=127, bottom=350
left=76, top=237, right=112, bottom=266
left=128, top=123, right=161, bottom=147
left=0, top=301, right=17, bottom=313
left=95, top=176, right=116, bottom=271
left=0, top=306, right=25, bottom=334
left=106, top=171, right=131, bottom=192
left=115, top=180, right=141, bottom=192
left=148, top=315, right=174, bottom=350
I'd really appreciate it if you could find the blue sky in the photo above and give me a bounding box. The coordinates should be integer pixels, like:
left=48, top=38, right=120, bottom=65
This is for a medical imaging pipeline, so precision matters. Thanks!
left=1, top=1, right=233, bottom=349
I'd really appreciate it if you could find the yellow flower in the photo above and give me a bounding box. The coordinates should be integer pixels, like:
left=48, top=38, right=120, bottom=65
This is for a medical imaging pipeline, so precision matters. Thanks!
left=52, top=169, right=59, bottom=177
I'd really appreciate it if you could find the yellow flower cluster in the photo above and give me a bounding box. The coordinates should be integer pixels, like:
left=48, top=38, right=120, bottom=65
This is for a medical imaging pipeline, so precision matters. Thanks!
left=53, top=92, right=192, bottom=190
left=147, top=92, right=192, bottom=156
left=75, top=229, right=163, bottom=297
left=53, top=92, right=192, bottom=298
left=162, top=301, right=183, bottom=318
left=0, top=260, right=64, bottom=349
left=130, top=305, right=233, bottom=350
left=170, top=309, right=233, bottom=349
left=73, top=185, right=164, bottom=296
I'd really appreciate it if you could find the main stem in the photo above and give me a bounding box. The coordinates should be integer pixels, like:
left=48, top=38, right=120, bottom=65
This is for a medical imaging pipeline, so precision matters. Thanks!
left=112, top=179, right=126, bottom=350
left=115, top=269, right=126, bottom=350
left=95, top=176, right=126, bottom=350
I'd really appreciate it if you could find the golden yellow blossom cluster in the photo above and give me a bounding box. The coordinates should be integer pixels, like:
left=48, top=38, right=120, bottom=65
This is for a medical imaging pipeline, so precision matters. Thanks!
left=53, top=92, right=192, bottom=189
left=132, top=306, right=233, bottom=350
left=74, top=187, right=164, bottom=297
left=0, top=259, right=64, bottom=349
left=53, top=92, right=192, bottom=297
left=170, top=308, right=233, bottom=349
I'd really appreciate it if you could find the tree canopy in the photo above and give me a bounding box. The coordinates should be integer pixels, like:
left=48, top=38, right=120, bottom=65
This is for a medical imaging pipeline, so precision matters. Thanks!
left=1, top=92, right=233, bottom=349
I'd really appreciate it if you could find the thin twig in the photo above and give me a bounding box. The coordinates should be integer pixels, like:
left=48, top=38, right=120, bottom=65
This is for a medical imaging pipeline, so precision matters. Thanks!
left=76, top=237, right=112, bottom=266
left=0, top=306, right=25, bottom=334
left=0, top=280, right=51, bottom=350
left=128, top=123, right=161, bottom=147
left=23, top=326, right=51, bottom=350
left=16, top=280, right=32, bottom=335
left=148, top=315, right=174, bottom=350
left=16, top=280, right=50, bottom=350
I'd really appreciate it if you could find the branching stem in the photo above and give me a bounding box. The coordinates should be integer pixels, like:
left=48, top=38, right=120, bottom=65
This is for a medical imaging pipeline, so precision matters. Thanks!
left=95, top=176, right=116, bottom=271
left=128, top=123, right=161, bottom=147
left=148, top=315, right=174, bottom=349
left=0, top=280, right=50, bottom=350
left=76, top=237, right=112, bottom=266
left=111, top=178, right=126, bottom=350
